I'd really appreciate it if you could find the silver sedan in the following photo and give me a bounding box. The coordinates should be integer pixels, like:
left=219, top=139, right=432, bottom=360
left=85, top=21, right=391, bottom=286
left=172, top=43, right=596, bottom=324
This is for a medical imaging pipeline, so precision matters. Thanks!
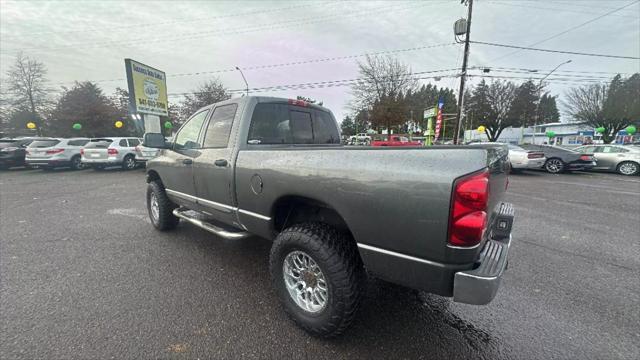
left=574, top=145, right=640, bottom=176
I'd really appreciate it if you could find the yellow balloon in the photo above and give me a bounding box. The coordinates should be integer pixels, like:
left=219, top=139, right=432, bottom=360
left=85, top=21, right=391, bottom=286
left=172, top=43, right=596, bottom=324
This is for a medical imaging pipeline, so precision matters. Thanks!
left=477, top=125, right=486, bottom=133
left=115, top=120, right=123, bottom=128
left=27, top=122, right=36, bottom=129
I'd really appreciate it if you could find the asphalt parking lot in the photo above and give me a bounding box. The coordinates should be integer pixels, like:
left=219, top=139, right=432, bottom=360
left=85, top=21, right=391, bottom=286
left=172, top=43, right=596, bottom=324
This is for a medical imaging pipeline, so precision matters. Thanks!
left=1, top=168, right=639, bottom=359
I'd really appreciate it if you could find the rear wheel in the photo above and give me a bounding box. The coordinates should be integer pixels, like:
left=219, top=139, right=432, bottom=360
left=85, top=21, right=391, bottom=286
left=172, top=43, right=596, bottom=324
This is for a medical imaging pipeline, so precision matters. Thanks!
left=544, top=158, right=565, bottom=174
left=617, top=161, right=639, bottom=176
left=270, top=222, right=365, bottom=338
left=146, top=181, right=179, bottom=231
left=122, top=155, right=136, bottom=170
left=70, top=155, right=84, bottom=170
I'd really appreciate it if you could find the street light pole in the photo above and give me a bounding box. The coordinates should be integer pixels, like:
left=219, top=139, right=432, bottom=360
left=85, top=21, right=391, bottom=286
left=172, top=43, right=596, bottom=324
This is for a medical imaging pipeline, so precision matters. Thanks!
left=530, top=59, right=572, bottom=145
left=235, top=66, right=249, bottom=96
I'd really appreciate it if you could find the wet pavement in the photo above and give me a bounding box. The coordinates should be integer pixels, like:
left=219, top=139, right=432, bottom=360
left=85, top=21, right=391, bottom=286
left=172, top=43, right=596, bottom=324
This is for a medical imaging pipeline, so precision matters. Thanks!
left=1, top=168, right=639, bottom=359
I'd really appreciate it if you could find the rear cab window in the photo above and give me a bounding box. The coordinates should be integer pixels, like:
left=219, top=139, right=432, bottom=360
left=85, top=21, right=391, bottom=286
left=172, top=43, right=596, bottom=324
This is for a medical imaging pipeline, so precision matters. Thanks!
left=248, top=103, right=339, bottom=145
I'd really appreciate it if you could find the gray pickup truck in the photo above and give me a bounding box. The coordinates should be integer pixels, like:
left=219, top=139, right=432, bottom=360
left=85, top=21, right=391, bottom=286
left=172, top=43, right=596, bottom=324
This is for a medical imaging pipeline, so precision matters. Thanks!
left=142, top=96, right=514, bottom=337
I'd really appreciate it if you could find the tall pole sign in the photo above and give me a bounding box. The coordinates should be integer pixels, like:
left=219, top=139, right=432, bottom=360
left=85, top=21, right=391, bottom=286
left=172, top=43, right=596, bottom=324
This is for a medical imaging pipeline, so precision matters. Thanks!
left=124, top=59, right=168, bottom=134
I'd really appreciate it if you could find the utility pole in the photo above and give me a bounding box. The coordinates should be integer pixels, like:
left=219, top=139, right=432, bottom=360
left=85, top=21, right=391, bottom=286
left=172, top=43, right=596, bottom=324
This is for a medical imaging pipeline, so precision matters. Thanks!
left=453, top=0, right=473, bottom=145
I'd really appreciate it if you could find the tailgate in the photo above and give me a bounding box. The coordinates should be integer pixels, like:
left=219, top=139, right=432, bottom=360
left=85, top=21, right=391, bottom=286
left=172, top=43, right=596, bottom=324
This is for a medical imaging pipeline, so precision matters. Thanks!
left=485, top=146, right=509, bottom=220
left=83, top=148, right=108, bottom=159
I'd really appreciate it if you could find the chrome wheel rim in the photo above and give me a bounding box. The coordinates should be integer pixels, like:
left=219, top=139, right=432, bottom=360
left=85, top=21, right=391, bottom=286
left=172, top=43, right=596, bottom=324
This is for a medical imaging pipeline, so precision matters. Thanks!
left=125, top=157, right=135, bottom=169
left=150, top=193, right=159, bottom=222
left=619, top=162, right=637, bottom=175
left=283, top=251, right=328, bottom=313
left=546, top=159, right=562, bottom=173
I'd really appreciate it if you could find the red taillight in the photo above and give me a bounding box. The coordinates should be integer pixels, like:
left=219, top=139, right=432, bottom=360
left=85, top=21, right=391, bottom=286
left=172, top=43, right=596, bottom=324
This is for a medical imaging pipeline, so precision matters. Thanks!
left=45, top=148, right=64, bottom=155
left=108, top=148, right=118, bottom=155
left=80, top=148, right=84, bottom=155
left=580, top=155, right=592, bottom=161
left=449, top=169, right=490, bottom=247
left=527, top=152, right=544, bottom=159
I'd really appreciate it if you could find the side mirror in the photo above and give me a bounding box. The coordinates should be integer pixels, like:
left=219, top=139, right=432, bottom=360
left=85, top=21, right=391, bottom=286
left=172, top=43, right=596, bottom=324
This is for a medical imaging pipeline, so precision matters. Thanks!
left=143, top=133, right=169, bottom=149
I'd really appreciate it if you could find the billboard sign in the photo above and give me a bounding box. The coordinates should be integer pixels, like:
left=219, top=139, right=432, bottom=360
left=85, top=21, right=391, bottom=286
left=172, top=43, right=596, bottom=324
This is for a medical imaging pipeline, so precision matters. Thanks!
left=423, top=107, right=436, bottom=119
left=125, top=59, right=168, bottom=116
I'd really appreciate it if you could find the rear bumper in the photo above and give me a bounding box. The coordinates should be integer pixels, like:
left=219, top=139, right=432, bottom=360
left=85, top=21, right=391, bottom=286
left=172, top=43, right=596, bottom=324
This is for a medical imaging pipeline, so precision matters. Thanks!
left=512, top=158, right=545, bottom=169
left=357, top=202, right=514, bottom=304
left=26, top=159, right=72, bottom=167
left=453, top=235, right=511, bottom=305
left=81, top=158, right=121, bottom=165
left=568, top=161, right=596, bottom=170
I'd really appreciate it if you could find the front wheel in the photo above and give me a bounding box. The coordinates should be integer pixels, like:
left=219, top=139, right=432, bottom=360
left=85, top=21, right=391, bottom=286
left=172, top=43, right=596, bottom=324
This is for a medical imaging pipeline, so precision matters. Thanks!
left=617, top=161, right=639, bottom=176
left=544, top=158, right=565, bottom=174
left=269, top=222, right=365, bottom=338
left=147, top=181, right=179, bottom=231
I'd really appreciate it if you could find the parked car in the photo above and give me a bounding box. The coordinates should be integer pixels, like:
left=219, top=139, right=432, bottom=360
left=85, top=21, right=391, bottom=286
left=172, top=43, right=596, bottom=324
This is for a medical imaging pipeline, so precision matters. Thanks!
left=81, top=137, right=140, bottom=170
left=347, top=132, right=372, bottom=145
left=521, top=144, right=596, bottom=174
left=134, top=142, right=160, bottom=166
left=470, top=143, right=545, bottom=172
left=141, top=96, right=514, bottom=337
left=574, top=144, right=640, bottom=176
left=25, top=138, right=89, bottom=170
left=0, top=138, right=38, bottom=169
left=372, top=136, right=422, bottom=147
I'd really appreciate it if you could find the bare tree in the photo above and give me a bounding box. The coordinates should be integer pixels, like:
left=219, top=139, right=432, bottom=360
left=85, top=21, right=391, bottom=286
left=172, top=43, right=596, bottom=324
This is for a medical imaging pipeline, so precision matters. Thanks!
left=351, top=55, right=416, bottom=133
left=6, top=52, right=49, bottom=135
left=180, top=78, right=230, bottom=122
left=465, top=80, right=519, bottom=142
left=564, top=74, right=639, bottom=143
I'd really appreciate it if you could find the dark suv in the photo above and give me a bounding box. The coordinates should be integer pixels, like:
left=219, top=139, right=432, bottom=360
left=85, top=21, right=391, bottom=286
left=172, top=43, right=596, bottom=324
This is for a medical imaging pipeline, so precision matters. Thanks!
left=0, top=138, right=38, bottom=170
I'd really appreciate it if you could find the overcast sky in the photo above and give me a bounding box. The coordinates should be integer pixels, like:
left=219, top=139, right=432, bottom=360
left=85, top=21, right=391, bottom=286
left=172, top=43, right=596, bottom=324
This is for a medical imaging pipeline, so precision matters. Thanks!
left=1, top=0, right=639, bottom=122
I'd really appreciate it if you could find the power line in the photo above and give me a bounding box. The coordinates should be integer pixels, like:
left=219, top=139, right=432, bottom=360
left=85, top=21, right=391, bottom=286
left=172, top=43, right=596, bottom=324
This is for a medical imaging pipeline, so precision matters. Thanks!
left=1, top=2, right=332, bottom=39
left=471, top=66, right=633, bottom=76
left=1, top=2, right=434, bottom=54
left=167, top=68, right=462, bottom=97
left=49, top=42, right=457, bottom=85
left=485, top=0, right=639, bottom=19
left=471, top=41, right=640, bottom=59
left=469, top=68, right=614, bottom=80
left=487, top=0, right=640, bottom=63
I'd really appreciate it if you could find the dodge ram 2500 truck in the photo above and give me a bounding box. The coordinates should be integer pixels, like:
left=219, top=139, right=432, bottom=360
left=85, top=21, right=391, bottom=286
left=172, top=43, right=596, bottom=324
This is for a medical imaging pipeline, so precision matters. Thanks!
left=142, top=96, right=515, bottom=337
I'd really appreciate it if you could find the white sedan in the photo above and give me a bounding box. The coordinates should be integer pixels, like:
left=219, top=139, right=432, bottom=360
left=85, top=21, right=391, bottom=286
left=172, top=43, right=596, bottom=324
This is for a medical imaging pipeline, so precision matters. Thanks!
left=471, top=143, right=546, bottom=172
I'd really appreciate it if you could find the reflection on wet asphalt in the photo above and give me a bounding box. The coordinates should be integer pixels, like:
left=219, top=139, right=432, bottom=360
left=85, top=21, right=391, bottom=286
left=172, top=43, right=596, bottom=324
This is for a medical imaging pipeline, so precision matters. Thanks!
left=1, top=169, right=639, bottom=359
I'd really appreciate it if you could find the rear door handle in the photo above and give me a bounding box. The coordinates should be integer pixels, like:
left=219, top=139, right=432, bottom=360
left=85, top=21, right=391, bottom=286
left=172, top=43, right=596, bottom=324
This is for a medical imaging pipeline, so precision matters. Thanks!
left=214, top=159, right=228, bottom=167
left=182, top=158, right=193, bottom=165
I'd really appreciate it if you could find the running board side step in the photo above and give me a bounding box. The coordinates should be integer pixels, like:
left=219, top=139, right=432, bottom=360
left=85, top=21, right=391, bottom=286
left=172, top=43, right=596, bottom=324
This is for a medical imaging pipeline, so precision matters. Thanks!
left=172, top=208, right=251, bottom=240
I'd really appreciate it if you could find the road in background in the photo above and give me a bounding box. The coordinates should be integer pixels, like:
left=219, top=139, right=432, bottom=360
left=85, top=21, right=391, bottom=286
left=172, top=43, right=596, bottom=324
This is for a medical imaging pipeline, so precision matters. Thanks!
left=1, top=168, right=639, bottom=359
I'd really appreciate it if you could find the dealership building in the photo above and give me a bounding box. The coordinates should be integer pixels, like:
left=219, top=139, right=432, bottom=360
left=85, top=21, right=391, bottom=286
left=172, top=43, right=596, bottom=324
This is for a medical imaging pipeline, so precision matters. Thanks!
left=464, top=122, right=637, bottom=145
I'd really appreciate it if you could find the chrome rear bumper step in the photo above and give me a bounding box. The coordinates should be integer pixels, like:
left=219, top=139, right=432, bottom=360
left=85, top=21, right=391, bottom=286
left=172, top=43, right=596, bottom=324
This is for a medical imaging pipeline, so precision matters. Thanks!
left=172, top=208, right=251, bottom=240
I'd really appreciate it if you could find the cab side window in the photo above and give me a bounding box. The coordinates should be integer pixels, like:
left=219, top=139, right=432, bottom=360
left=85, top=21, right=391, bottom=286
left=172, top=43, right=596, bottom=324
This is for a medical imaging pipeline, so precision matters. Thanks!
left=128, top=138, right=140, bottom=147
left=119, top=139, right=127, bottom=147
left=174, top=110, right=209, bottom=150
left=203, top=104, right=237, bottom=148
